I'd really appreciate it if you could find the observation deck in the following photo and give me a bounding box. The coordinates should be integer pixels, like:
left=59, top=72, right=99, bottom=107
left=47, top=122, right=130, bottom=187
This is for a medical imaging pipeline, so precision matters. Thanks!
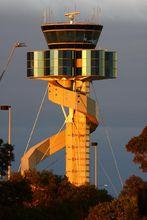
left=41, top=22, right=103, bottom=49
left=27, top=11, right=117, bottom=80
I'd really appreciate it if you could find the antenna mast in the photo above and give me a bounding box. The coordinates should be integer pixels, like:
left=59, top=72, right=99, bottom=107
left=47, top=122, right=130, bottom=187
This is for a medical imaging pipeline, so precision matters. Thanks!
left=43, top=8, right=47, bottom=23
left=64, top=11, right=80, bottom=24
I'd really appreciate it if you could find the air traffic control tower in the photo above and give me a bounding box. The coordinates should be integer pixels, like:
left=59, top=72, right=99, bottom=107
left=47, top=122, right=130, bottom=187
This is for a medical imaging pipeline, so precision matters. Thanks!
left=21, top=11, right=117, bottom=186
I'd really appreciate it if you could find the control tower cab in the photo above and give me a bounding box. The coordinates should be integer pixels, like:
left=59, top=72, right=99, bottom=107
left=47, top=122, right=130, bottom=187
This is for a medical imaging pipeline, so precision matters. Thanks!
left=41, top=12, right=103, bottom=49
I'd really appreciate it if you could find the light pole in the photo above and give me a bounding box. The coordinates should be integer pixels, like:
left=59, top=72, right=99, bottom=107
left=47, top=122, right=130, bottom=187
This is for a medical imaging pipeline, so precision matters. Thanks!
left=7, top=106, right=12, bottom=180
left=0, top=41, right=27, bottom=82
left=91, top=142, right=98, bottom=188
left=0, top=105, right=11, bottom=180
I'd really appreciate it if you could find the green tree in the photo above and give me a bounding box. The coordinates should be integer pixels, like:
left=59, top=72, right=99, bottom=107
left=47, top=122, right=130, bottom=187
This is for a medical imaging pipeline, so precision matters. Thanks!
left=0, top=139, right=14, bottom=177
left=72, top=184, right=113, bottom=220
left=0, top=177, right=32, bottom=206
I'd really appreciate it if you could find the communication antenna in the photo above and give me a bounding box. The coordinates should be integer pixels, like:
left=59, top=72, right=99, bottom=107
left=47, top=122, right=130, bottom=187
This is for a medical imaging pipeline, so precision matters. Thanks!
left=64, top=6, right=69, bottom=15
left=96, top=6, right=101, bottom=23
left=47, top=8, right=52, bottom=23
left=91, top=8, right=96, bottom=22
left=51, top=8, right=54, bottom=22
left=64, top=11, right=80, bottom=24
left=43, top=8, right=54, bottom=23
left=43, top=8, right=47, bottom=23
left=74, top=1, right=77, bottom=13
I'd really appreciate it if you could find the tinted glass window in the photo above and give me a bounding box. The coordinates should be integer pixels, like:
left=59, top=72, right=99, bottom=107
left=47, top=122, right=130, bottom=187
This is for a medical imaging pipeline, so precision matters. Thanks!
left=50, top=67, right=54, bottom=75
left=91, top=60, right=98, bottom=67
left=44, top=68, right=50, bottom=75
left=91, top=50, right=99, bottom=59
left=45, top=30, right=100, bottom=45
left=105, top=52, right=113, bottom=77
left=44, top=60, right=50, bottom=68
left=91, top=67, right=99, bottom=75
left=57, top=31, right=67, bottom=42
left=76, top=68, right=82, bottom=76
left=76, top=51, right=82, bottom=59
left=27, top=69, right=34, bottom=77
left=58, top=51, right=63, bottom=58
left=63, top=50, right=72, bottom=58
left=63, top=60, right=72, bottom=66
left=27, top=60, right=34, bottom=69
left=58, top=67, right=72, bottom=76
left=45, top=32, right=57, bottom=43
left=45, top=51, right=50, bottom=59
left=93, top=31, right=100, bottom=44
left=66, top=31, right=76, bottom=42
left=76, top=31, right=84, bottom=41
left=83, top=32, right=93, bottom=43
left=27, top=52, right=34, bottom=60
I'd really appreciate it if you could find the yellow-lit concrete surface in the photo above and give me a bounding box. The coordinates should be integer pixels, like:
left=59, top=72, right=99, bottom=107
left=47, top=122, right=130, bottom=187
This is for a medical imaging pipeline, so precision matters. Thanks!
left=21, top=130, right=65, bottom=175
left=21, top=80, right=98, bottom=186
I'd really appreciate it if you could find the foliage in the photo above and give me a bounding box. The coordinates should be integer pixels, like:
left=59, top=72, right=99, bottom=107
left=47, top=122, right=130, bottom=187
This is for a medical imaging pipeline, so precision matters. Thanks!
left=0, top=170, right=113, bottom=220
left=86, top=175, right=147, bottom=220
left=0, top=139, right=14, bottom=177
left=86, top=196, right=140, bottom=220
left=71, top=185, right=113, bottom=220
left=23, top=170, right=113, bottom=220
left=0, top=125, right=147, bottom=220
left=120, top=175, right=147, bottom=198
left=0, top=177, right=32, bottom=206
left=0, top=170, right=147, bottom=220
left=126, top=126, right=147, bottom=172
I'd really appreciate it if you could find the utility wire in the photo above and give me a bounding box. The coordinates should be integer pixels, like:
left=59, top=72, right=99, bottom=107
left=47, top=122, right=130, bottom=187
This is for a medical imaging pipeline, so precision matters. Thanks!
left=99, top=161, right=118, bottom=197
left=91, top=155, right=118, bottom=196
left=91, top=82, right=123, bottom=188
left=18, top=85, right=48, bottom=171
left=44, top=158, right=59, bottom=170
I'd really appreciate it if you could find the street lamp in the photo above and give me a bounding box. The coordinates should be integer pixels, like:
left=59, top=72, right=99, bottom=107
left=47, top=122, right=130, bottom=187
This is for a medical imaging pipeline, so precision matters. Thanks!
left=99, top=184, right=108, bottom=189
left=0, top=41, right=27, bottom=82
left=91, top=142, right=98, bottom=188
left=0, top=105, right=12, bottom=180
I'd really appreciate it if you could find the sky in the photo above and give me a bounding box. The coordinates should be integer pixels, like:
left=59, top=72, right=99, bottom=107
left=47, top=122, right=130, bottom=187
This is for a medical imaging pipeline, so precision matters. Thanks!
left=0, top=0, right=147, bottom=195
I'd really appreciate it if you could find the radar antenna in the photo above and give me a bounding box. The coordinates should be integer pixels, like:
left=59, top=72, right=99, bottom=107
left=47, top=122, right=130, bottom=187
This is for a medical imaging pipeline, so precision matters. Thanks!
left=64, top=11, right=80, bottom=24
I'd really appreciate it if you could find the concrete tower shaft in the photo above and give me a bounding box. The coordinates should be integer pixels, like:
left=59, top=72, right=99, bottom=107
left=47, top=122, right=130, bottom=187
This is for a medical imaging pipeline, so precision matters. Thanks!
left=48, top=80, right=98, bottom=185
left=21, top=80, right=98, bottom=187
left=66, top=82, right=91, bottom=185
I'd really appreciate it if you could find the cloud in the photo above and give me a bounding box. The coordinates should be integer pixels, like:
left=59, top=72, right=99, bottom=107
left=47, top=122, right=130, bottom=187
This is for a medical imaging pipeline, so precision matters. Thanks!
left=0, top=0, right=147, bottom=22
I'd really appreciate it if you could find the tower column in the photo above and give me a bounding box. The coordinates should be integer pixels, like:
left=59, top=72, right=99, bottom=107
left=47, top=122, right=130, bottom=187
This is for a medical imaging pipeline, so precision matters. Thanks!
left=66, top=81, right=90, bottom=186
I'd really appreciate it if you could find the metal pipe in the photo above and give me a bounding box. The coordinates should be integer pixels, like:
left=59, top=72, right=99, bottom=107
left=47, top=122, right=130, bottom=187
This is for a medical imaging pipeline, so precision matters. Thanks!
left=7, top=107, right=11, bottom=180
left=92, top=142, right=98, bottom=188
